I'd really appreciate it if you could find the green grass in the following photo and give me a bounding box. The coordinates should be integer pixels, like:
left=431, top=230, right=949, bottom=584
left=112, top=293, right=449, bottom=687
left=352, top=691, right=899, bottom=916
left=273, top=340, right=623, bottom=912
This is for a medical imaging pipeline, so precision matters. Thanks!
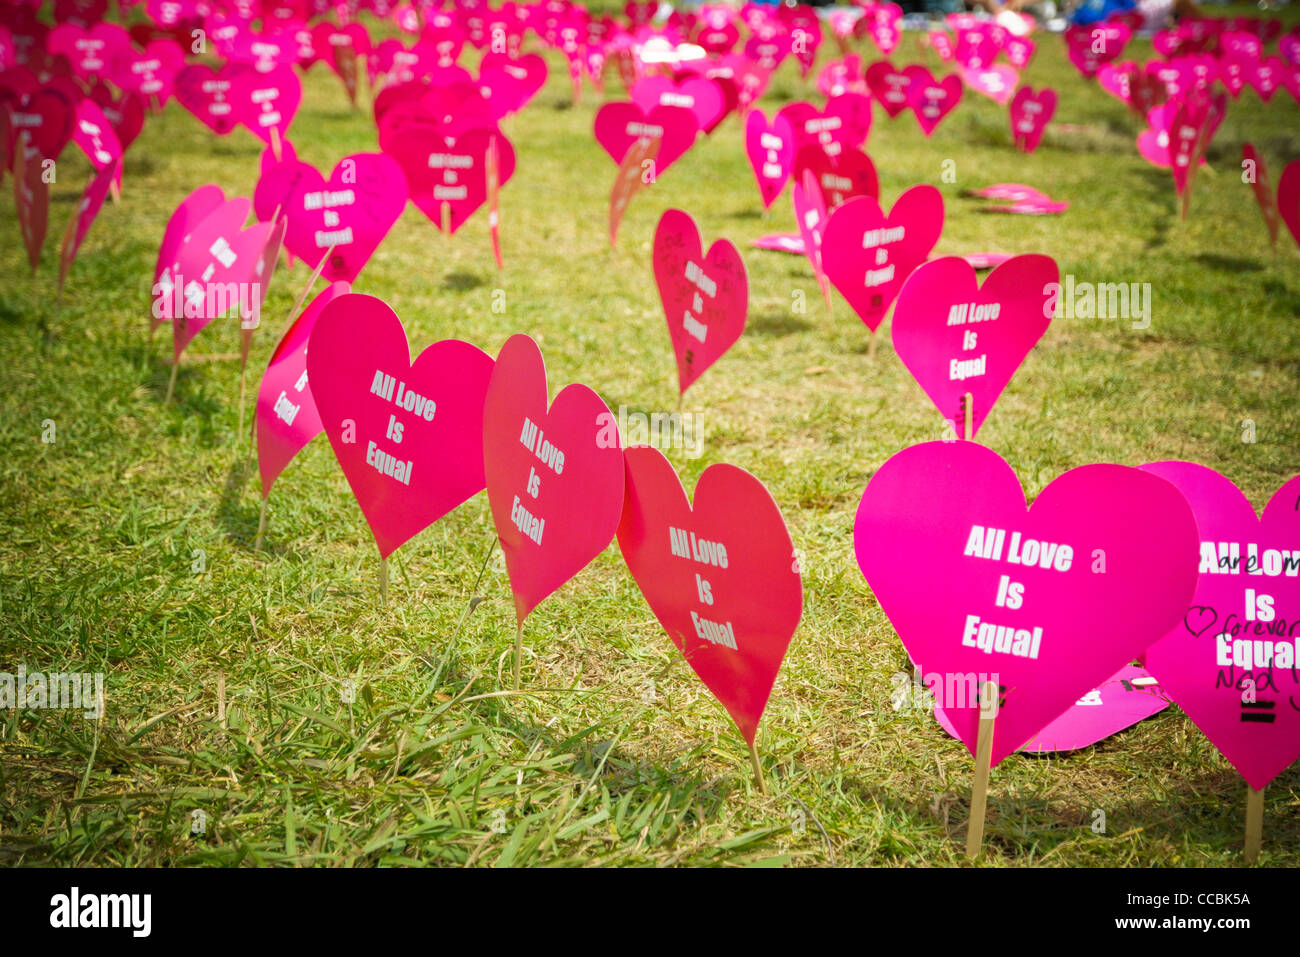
left=2, top=7, right=1300, bottom=867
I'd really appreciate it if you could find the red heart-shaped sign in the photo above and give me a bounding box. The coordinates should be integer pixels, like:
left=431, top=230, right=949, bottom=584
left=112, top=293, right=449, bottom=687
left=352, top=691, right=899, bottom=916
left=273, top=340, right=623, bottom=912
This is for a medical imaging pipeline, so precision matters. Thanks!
left=652, top=208, right=748, bottom=396
left=618, top=445, right=802, bottom=746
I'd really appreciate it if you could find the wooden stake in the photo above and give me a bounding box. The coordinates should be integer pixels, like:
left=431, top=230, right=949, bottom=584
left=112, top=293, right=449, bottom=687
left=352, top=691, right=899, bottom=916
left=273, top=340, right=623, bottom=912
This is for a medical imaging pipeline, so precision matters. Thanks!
left=965, top=680, right=998, bottom=860
left=868, top=330, right=878, bottom=359
left=238, top=328, right=253, bottom=438
left=270, top=125, right=283, bottom=164
left=748, top=739, right=767, bottom=795
left=1244, top=785, right=1265, bottom=864
left=379, top=557, right=389, bottom=604
left=165, top=358, right=179, bottom=404
left=286, top=245, right=334, bottom=326
left=253, top=496, right=268, bottom=550
left=963, top=391, right=974, bottom=441
left=512, top=621, right=524, bottom=690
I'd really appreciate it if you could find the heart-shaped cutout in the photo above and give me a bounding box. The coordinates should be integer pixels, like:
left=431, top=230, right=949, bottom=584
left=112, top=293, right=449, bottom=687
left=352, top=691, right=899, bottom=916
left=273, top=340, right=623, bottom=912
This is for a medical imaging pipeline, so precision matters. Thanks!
left=891, top=254, right=1057, bottom=438
left=653, top=208, right=748, bottom=396
left=483, top=334, right=626, bottom=624
left=1140, top=462, right=1300, bottom=790
left=306, top=293, right=495, bottom=558
left=618, top=444, right=802, bottom=745
left=820, top=185, right=944, bottom=333
left=854, top=441, right=1199, bottom=767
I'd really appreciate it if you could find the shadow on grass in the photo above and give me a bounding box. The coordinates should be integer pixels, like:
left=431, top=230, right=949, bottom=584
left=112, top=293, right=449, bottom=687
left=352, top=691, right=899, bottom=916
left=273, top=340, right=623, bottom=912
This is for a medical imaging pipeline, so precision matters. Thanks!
left=749, top=310, right=813, bottom=337
left=443, top=270, right=487, bottom=292
left=215, top=455, right=263, bottom=551
left=1193, top=253, right=1263, bottom=273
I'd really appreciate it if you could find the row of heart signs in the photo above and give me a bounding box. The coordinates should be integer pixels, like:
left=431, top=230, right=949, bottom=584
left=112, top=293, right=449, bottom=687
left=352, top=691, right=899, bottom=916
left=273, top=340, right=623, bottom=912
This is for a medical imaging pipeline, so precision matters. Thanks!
left=142, top=174, right=1300, bottom=814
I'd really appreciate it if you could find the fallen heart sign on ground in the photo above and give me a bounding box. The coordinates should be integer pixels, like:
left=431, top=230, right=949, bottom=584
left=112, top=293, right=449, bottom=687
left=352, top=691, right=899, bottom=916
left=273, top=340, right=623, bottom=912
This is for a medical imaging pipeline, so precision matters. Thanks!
left=306, top=293, right=495, bottom=559
left=934, top=664, right=1169, bottom=753
left=618, top=445, right=802, bottom=748
left=653, top=208, right=748, bottom=396
left=891, top=254, right=1058, bottom=439
left=854, top=441, right=1200, bottom=768
left=1140, top=462, right=1300, bottom=791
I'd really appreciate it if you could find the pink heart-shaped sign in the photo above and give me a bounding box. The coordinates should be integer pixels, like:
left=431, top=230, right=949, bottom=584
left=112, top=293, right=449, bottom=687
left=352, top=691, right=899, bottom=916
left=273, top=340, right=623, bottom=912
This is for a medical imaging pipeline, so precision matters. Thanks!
left=13, top=142, right=50, bottom=271
left=231, top=62, right=301, bottom=146
left=305, top=294, right=495, bottom=558
left=904, top=66, right=963, bottom=136
left=167, top=198, right=280, bottom=359
left=891, top=255, right=1057, bottom=438
left=653, top=208, right=748, bottom=396
left=385, top=126, right=515, bottom=234
left=594, top=101, right=697, bottom=175
left=88, top=82, right=145, bottom=150
left=792, top=143, right=879, bottom=211
left=618, top=445, right=802, bottom=746
left=175, top=62, right=248, bottom=135
left=854, top=441, right=1200, bottom=767
left=962, top=63, right=1019, bottom=105
left=1008, top=85, right=1055, bottom=153
left=792, top=169, right=829, bottom=303
left=58, top=157, right=119, bottom=292
left=864, top=60, right=910, bottom=118
left=482, top=334, right=626, bottom=624
left=255, top=279, right=351, bottom=498
left=631, top=74, right=725, bottom=133
left=152, top=183, right=225, bottom=332
left=1140, top=462, right=1300, bottom=790
left=820, top=186, right=944, bottom=333
left=1242, top=142, right=1279, bottom=245
left=1278, top=159, right=1300, bottom=250
left=743, top=108, right=793, bottom=209
left=277, top=152, right=408, bottom=282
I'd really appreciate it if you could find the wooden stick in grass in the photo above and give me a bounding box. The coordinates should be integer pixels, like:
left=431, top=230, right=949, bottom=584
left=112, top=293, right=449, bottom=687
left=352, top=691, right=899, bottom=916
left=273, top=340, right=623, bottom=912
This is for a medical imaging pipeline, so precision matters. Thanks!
left=1244, top=785, right=1265, bottom=864
left=286, top=245, right=334, bottom=327
left=868, top=329, right=878, bottom=359
left=749, top=739, right=767, bottom=795
left=165, top=356, right=180, bottom=404
left=513, top=621, right=524, bottom=690
left=965, top=679, right=998, bottom=860
left=380, top=556, right=389, bottom=604
left=963, top=391, right=974, bottom=441
left=253, top=496, right=268, bottom=550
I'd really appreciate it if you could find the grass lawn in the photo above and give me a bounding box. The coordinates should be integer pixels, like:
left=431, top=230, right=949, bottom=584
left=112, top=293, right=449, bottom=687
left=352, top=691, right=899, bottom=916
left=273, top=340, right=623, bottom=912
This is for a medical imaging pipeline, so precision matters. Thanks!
left=1, top=4, right=1299, bottom=867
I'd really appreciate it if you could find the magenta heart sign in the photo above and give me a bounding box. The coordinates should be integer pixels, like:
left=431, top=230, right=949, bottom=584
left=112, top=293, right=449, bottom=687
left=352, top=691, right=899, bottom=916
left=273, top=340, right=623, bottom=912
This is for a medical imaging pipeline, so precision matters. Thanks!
left=255, top=280, right=351, bottom=499
left=618, top=445, right=803, bottom=747
left=1140, top=462, right=1300, bottom=791
left=305, top=293, right=495, bottom=559
left=854, top=441, right=1200, bottom=768
left=891, top=255, right=1057, bottom=439
left=820, top=186, right=944, bottom=333
left=152, top=184, right=226, bottom=334
left=482, top=334, right=626, bottom=625
left=653, top=208, right=748, bottom=396
left=1008, top=86, right=1055, bottom=153
left=744, top=108, right=793, bottom=210
left=276, top=152, right=408, bottom=282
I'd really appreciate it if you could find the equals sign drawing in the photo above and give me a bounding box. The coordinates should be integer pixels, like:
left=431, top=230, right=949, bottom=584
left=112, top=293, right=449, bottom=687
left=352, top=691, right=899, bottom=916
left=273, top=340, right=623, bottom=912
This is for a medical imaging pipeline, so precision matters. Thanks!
left=1241, top=700, right=1276, bottom=724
